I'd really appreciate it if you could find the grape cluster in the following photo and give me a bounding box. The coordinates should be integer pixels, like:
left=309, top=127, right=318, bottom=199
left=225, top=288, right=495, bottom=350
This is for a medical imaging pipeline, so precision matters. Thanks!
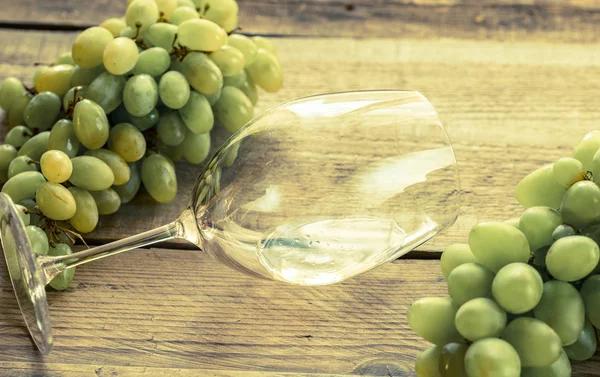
left=0, top=0, right=283, bottom=290
left=410, top=130, right=600, bottom=377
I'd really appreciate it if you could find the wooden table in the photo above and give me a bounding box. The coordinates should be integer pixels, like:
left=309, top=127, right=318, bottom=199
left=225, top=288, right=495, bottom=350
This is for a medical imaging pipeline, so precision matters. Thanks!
left=0, top=0, right=599, bottom=375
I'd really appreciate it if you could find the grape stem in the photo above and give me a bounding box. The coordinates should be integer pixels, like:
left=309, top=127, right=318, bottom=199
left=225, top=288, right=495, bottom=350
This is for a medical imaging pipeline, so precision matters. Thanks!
left=132, top=23, right=150, bottom=50
left=26, top=206, right=88, bottom=249
left=64, top=88, right=84, bottom=120
left=227, top=27, right=242, bottom=36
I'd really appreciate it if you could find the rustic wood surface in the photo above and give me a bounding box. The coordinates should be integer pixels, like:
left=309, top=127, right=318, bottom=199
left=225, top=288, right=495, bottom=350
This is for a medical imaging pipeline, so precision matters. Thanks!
left=0, top=0, right=599, bottom=375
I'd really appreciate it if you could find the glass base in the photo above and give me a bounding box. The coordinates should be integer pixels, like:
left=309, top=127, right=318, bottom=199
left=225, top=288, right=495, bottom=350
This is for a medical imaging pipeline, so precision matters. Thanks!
left=0, top=193, right=52, bottom=354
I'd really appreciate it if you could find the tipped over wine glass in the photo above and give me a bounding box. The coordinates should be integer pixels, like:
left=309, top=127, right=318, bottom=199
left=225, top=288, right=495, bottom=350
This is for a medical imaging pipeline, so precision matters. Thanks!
left=0, top=90, right=460, bottom=354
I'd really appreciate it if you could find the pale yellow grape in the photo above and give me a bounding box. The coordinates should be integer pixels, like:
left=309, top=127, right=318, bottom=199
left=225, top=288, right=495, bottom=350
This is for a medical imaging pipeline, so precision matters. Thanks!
left=103, top=37, right=139, bottom=75
left=108, top=123, right=147, bottom=162
left=54, top=52, right=75, bottom=66
left=170, top=6, right=199, bottom=25
left=219, top=12, right=238, bottom=34
left=179, top=0, right=196, bottom=8
left=85, top=149, right=131, bottom=186
left=178, top=91, right=213, bottom=134
left=209, top=45, right=245, bottom=77
left=573, top=130, right=600, bottom=171
left=100, top=17, right=127, bottom=37
left=415, top=346, right=442, bottom=377
left=228, top=34, right=258, bottom=66
left=516, top=164, right=566, bottom=208
left=407, top=297, right=463, bottom=346
left=126, top=0, right=159, bottom=31
left=36, top=182, right=77, bottom=221
left=246, top=48, right=283, bottom=92
left=155, top=0, right=178, bottom=19
left=72, top=27, right=114, bottom=68
left=68, top=187, right=99, bottom=233
left=34, top=64, right=75, bottom=96
left=213, top=86, right=254, bottom=133
left=173, top=52, right=223, bottom=95
left=177, top=19, right=227, bottom=52
left=252, top=36, right=277, bottom=56
left=40, top=150, right=72, bottom=183
left=553, top=157, right=584, bottom=188
left=204, top=0, right=238, bottom=32
left=145, top=23, right=178, bottom=50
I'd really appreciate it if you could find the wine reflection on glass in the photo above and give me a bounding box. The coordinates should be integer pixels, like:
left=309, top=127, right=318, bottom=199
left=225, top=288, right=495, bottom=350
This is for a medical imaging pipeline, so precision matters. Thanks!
left=0, top=90, right=460, bottom=354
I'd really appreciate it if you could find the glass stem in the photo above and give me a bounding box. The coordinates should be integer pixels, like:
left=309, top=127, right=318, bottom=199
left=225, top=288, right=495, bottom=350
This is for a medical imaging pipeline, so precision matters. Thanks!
left=38, top=208, right=197, bottom=285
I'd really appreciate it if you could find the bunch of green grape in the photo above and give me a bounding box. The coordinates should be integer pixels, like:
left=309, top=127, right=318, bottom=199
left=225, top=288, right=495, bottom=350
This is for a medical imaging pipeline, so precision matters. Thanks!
left=411, top=130, right=600, bottom=377
left=0, top=0, right=283, bottom=291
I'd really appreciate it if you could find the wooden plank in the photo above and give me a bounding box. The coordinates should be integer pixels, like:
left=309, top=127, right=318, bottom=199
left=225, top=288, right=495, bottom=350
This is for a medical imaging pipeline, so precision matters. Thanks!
left=0, top=0, right=600, bottom=41
left=0, top=251, right=597, bottom=375
left=2, top=29, right=600, bottom=250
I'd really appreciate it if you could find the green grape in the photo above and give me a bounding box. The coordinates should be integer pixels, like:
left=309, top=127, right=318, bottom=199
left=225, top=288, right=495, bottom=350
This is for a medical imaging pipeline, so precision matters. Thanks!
left=100, top=17, right=127, bottom=37
left=553, top=157, right=584, bottom=187
left=438, top=343, right=468, bottom=377
left=89, top=188, right=121, bottom=215
left=20, top=199, right=39, bottom=226
left=173, top=52, right=223, bottom=95
left=204, top=88, right=221, bottom=106
left=73, top=99, right=110, bottom=150
left=69, top=156, right=115, bottom=191
left=119, top=25, right=138, bottom=38
left=455, top=297, right=506, bottom=341
left=521, top=349, right=571, bottom=377
left=108, top=123, right=147, bottom=162
left=465, top=338, right=520, bottom=377
left=72, top=27, right=114, bottom=68
left=181, top=129, right=210, bottom=164
left=8, top=156, right=38, bottom=179
left=157, top=109, right=187, bottom=146
left=54, top=52, right=75, bottom=66
left=204, top=0, right=238, bottom=30
left=0, top=144, right=17, bottom=173
left=125, top=0, right=159, bottom=30
left=560, top=180, right=600, bottom=229
left=518, top=206, right=562, bottom=251
left=159, top=71, right=190, bottom=109
left=447, top=262, right=494, bottom=306
left=40, top=150, right=72, bottom=183
left=68, top=187, right=99, bottom=233
left=145, top=23, right=178, bottom=50
left=533, top=280, right=585, bottom=345
left=15, top=204, right=30, bottom=226
left=0, top=77, right=25, bottom=111
left=515, top=164, right=566, bottom=208
left=63, top=86, right=87, bottom=111
left=23, top=92, right=62, bottom=131
left=546, top=236, right=599, bottom=281
left=178, top=91, right=214, bottom=133
left=251, top=36, right=277, bottom=56
left=239, top=71, right=258, bottom=105
left=246, top=48, right=283, bottom=92
left=440, top=243, right=475, bottom=280
left=492, top=263, right=543, bottom=314
left=47, top=243, right=75, bottom=291
left=227, top=34, right=258, bottom=67
left=213, top=86, right=254, bottom=133
left=48, top=119, right=80, bottom=159
left=158, top=142, right=184, bottom=162
left=407, top=297, right=463, bottom=346
left=170, top=6, right=199, bottom=25
left=503, top=217, right=520, bottom=229
left=501, top=317, right=562, bottom=367
left=103, top=37, right=139, bottom=75
left=123, top=74, right=158, bottom=117
left=85, top=149, right=130, bottom=185
left=132, top=47, right=171, bottom=77
left=580, top=275, right=600, bottom=328
left=86, top=72, right=126, bottom=114
left=179, top=0, right=196, bottom=8
left=7, top=93, right=31, bottom=127
left=36, top=182, right=77, bottom=220
left=128, top=108, right=160, bottom=131
left=468, top=222, right=529, bottom=273
left=34, top=64, right=75, bottom=96
left=564, top=318, right=597, bottom=361
left=177, top=19, right=227, bottom=52
left=414, top=346, right=442, bottom=377
left=25, top=225, right=49, bottom=255
left=223, top=140, right=240, bottom=167
left=223, top=70, right=247, bottom=88
left=17, top=131, right=50, bottom=161
left=552, top=224, right=575, bottom=241
left=141, top=154, right=178, bottom=203
left=531, top=246, right=549, bottom=272
left=573, top=130, right=600, bottom=171
left=70, top=64, right=106, bottom=87
left=209, top=45, right=245, bottom=77
left=156, top=0, right=178, bottom=19
left=113, top=162, right=141, bottom=204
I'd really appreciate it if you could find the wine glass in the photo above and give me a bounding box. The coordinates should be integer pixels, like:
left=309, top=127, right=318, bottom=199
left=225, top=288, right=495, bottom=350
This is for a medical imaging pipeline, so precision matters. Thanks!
left=0, top=90, right=460, bottom=355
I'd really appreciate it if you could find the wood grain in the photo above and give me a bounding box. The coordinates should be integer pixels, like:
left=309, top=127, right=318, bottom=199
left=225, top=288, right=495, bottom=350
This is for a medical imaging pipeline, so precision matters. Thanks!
left=2, top=30, right=600, bottom=251
left=0, top=0, right=600, bottom=41
left=0, top=251, right=597, bottom=376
